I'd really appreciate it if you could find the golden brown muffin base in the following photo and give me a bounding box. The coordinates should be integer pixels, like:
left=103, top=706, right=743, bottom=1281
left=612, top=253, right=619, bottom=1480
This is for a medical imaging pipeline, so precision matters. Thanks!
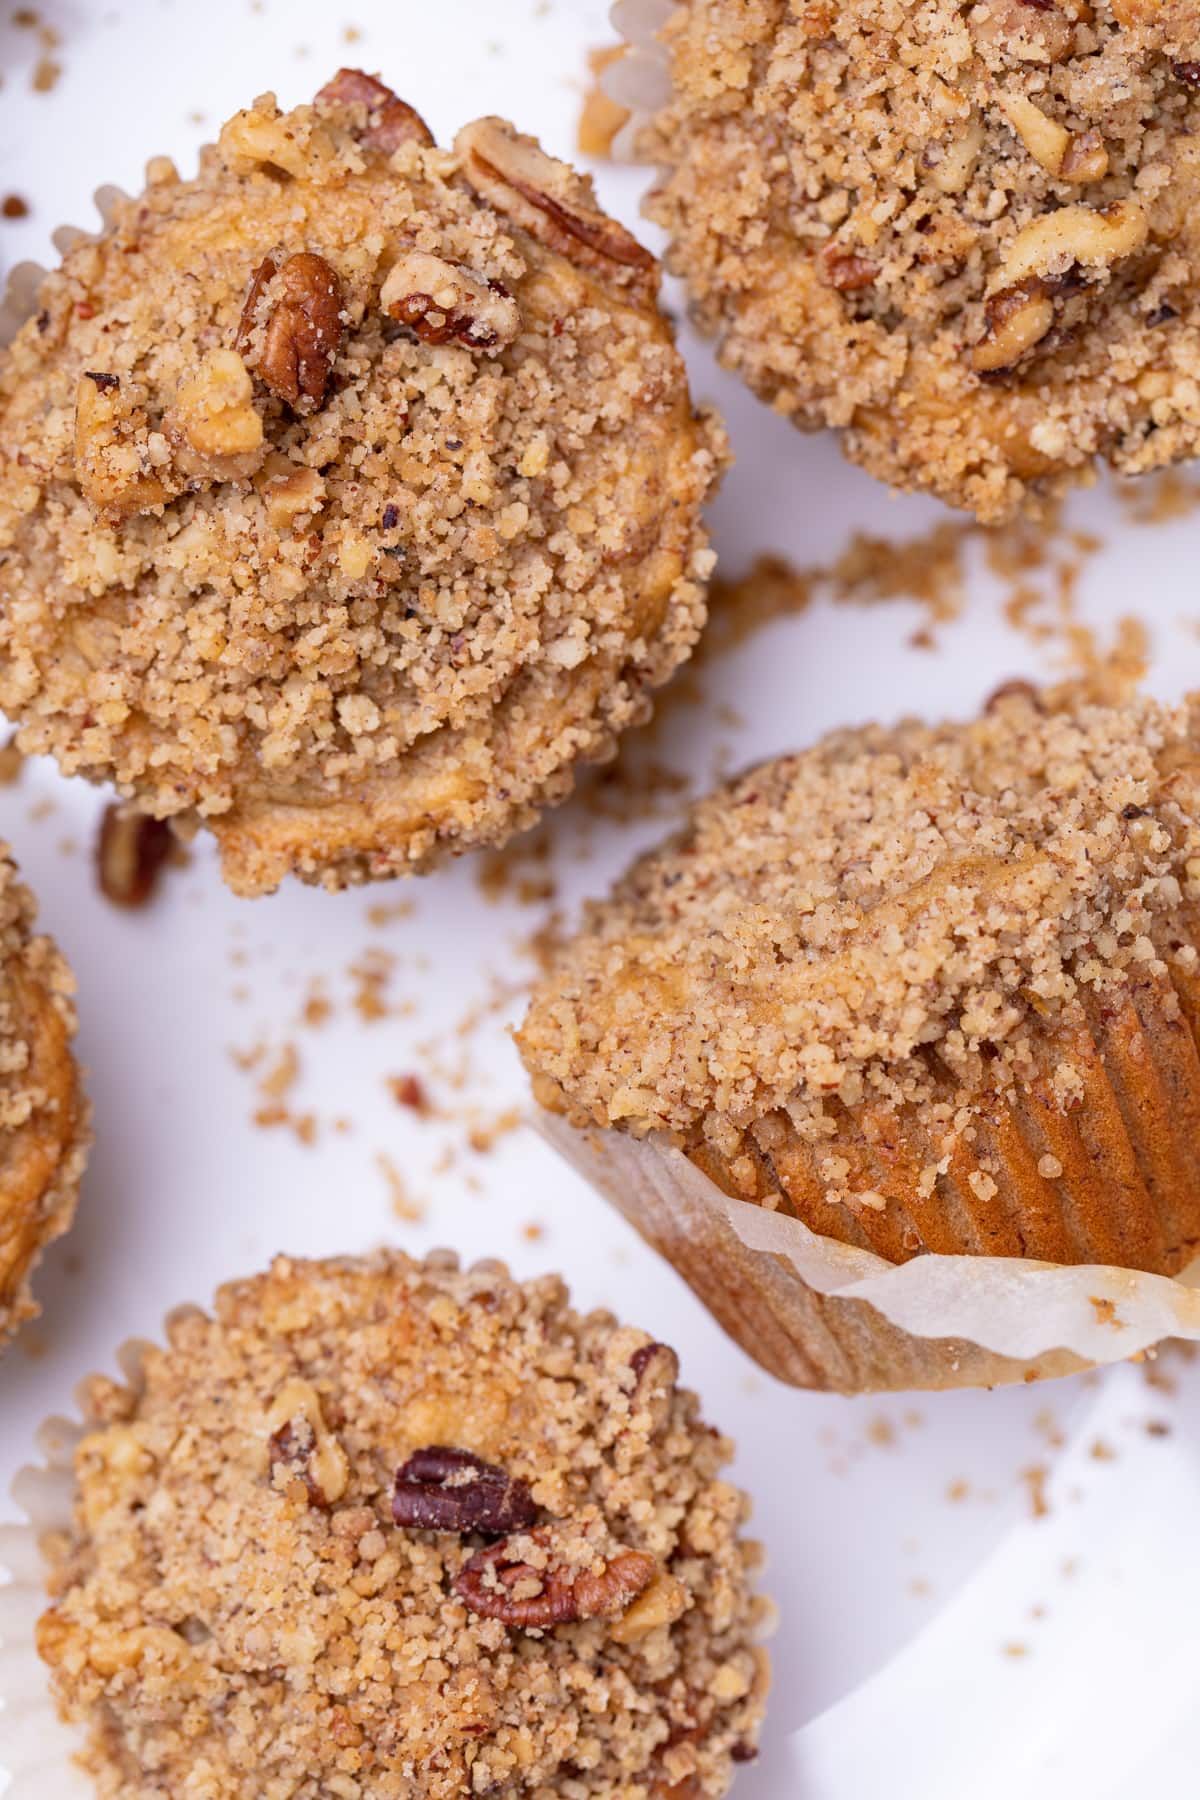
left=0, top=849, right=88, bottom=1346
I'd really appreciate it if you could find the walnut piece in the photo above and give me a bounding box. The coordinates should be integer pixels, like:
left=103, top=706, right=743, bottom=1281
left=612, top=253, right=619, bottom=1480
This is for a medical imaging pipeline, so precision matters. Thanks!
left=237, top=252, right=344, bottom=412
left=391, top=1446, right=539, bottom=1534
left=454, top=1527, right=657, bottom=1630
left=316, top=68, right=435, bottom=152
left=997, top=93, right=1108, bottom=183
left=454, top=117, right=658, bottom=307
left=96, top=805, right=173, bottom=908
left=971, top=274, right=1059, bottom=371
left=380, top=251, right=521, bottom=351
left=265, top=1377, right=349, bottom=1507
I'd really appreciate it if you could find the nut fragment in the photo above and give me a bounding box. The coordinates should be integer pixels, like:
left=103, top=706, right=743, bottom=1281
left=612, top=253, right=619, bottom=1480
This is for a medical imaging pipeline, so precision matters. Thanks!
left=817, top=241, right=876, bottom=293
left=74, top=372, right=172, bottom=516
left=96, top=805, right=173, bottom=908
left=380, top=251, right=520, bottom=352
left=970, top=274, right=1058, bottom=372
left=174, top=347, right=264, bottom=472
left=609, top=1568, right=689, bottom=1643
left=454, top=1527, right=657, bottom=1629
left=999, top=199, right=1148, bottom=286
left=237, top=252, right=344, bottom=411
left=970, top=0, right=1076, bottom=62
left=454, top=117, right=657, bottom=307
left=316, top=67, right=435, bottom=152
left=997, top=93, right=1108, bottom=184
left=392, top=1446, right=538, bottom=1534
left=628, top=1340, right=680, bottom=1435
left=266, top=1377, right=349, bottom=1507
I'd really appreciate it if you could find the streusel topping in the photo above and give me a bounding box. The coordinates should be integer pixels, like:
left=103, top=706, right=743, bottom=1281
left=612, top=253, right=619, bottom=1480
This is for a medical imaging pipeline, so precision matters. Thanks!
left=640, top=0, right=1200, bottom=520
left=0, top=76, right=722, bottom=894
left=39, top=1251, right=768, bottom=1799
left=0, top=844, right=88, bottom=1345
left=520, top=689, right=1200, bottom=1138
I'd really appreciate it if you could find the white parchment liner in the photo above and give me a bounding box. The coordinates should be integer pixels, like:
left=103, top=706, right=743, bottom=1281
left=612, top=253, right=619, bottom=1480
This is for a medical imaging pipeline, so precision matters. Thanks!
left=540, top=1115, right=1200, bottom=1392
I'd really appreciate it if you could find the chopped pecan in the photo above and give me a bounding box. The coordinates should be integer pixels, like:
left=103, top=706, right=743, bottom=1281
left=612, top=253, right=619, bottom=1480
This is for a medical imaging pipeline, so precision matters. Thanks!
left=380, top=251, right=520, bottom=352
left=174, top=347, right=265, bottom=474
left=970, top=274, right=1059, bottom=373
left=316, top=68, right=435, bottom=152
left=817, top=241, right=876, bottom=293
left=454, top=117, right=657, bottom=308
left=237, top=252, right=344, bottom=412
left=971, top=0, right=1076, bottom=62
left=74, top=374, right=174, bottom=515
left=97, top=806, right=173, bottom=909
left=392, top=1446, right=538, bottom=1534
left=455, top=1527, right=657, bottom=1630
left=266, top=1377, right=349, bottom=1506
left=628, top=1341, right=680, bottom=1435
left=1174, top=61, right=1200, bottom=87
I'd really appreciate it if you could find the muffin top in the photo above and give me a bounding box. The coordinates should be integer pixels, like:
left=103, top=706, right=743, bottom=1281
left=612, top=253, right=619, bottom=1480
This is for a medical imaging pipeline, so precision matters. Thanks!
left=39, top=1250, right=768, bottom=1800
left=0, top=74, right=722, bottom=895
left=0, top=845, right=88, bottom=1347
left=640, top=0, right=1200, bottom=520
left=520, top=688, right=1200, bottom=1141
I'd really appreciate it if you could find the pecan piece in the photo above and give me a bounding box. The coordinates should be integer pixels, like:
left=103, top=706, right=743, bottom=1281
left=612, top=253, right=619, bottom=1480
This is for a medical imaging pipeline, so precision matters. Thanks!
left=316, top=68, right=435, bottom=152
left=265, top=1377, right=349, bottom=1507
left=817, top=241, right=876, bottom=293
left=237, top=252, right=344, bottom=412
left=454, top=117, right=657, bottom=308
left=970, top=273, right=1059, bottom=373
left=628, top=1341, right=680, bottom=1435
left=392, top=1446, right=538, bottom=1534
left=97, top=806, right=173, bottom=909
left=455, top=1527, right=656, bottom=1630
left=1174, top=61, right=1200, bottom=87
left=380, top=251, right=520, bottom=352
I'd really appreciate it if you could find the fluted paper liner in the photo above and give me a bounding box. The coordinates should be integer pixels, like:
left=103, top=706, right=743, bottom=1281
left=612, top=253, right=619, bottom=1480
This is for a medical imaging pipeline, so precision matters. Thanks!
left=605, top=0, right=674, bottom=160
left=539, top=1115, right=1200, bottom=1393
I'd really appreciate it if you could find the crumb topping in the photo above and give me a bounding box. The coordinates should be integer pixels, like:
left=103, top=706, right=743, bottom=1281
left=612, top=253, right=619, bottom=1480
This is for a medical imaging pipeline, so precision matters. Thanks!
left=39, top=1251, right=767, bottom=1798
left=0, top=844, right=88, bottom=1344
left=520, top=689, right=1200, bottom=1143
left=0, top=79, right=722, bottom=895
left=641, top=0, right=1200, bottom=520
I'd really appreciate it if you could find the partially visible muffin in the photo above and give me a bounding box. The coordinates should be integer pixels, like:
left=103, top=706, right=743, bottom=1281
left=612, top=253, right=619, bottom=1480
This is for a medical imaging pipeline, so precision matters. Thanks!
left=640, top=0, right=1200, bottom=520
left=0, top=846, right=87, bottom=1348
left=38, top=1250, right=768, bottom=1799
left=521, top=687, right=1200, bottom=1274
left=0, top=73, right=724, bottom=895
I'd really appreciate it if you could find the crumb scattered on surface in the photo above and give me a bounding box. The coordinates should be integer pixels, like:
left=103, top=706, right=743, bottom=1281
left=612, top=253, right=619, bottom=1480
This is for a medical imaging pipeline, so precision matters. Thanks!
left=578, top=45, right=631, bottom=159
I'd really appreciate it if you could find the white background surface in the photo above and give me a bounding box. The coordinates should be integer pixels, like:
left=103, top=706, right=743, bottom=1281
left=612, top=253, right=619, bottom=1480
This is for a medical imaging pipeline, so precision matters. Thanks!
left=3, top=4, right=1200, bottom=1796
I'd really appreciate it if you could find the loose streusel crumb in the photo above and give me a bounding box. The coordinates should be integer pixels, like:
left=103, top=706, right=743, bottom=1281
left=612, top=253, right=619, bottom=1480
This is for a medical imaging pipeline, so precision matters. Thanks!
left=521, top=689, right=1200, bottom=1266
left=0, top=75, right=723, bottom=897
left=641, top=0, right=1200, bottom=520
left=0, top=845, right=88, bottom=1345
left=39, top=1250, right=768, bottom=1798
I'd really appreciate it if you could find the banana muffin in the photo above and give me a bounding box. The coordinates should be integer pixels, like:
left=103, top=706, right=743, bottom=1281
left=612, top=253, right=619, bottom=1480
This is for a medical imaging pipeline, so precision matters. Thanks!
left=0, top=74, right=724, bottom=896
left=0, top=844, right=87, bottom=1349
left=637, top=0, right=1200, bottom=520
left=522, top=687, right=1200, bottom=1278
left=37, top=1250, right=768, bottom=1798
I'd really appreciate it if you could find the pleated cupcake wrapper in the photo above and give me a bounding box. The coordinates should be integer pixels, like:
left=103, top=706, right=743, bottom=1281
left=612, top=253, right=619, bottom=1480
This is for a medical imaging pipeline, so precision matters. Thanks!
left=0, top=1322, right=193, bottom=1797
left=605, top=0, right=674, bottom=160
left=538, top=1114, right=1200, bottom=1394
left=0, top=183, right=136, bottom=348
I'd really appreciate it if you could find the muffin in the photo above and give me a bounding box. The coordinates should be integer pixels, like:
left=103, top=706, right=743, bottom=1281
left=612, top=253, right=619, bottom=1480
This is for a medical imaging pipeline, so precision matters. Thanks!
left=520, top=687, right=1200, bottom=1390
left=36, top=1250, right=768, bottom=1798
left=0, top=73, right=724, bottom=896
left=634, top=0, right=1200, bottom=521
left=0, top=845, right=88, bottom=1349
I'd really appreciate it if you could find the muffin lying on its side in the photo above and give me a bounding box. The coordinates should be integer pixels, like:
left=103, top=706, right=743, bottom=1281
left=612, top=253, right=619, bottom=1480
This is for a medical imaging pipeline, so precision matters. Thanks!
left=638, top=0, right=1200, bottom=520
left=37, top=1250, right=768, bottom=1799
left=522, top=687, right=1200, bottom=1388
left=0, top=73, right=724, bottom=895
left=0, top=845, right=87, bottom=1350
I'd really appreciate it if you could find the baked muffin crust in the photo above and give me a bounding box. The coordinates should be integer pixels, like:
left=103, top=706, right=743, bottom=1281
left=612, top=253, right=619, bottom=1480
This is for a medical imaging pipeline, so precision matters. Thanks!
left=0, top=845, right=88, bottom=1345
left=521, top=689, right=1200, bottom=1268
left=39, top=1250, right=768, bottom=1799
left=641, top=0, right=1200, bottom=520
left=0, top=76, right=724, bottom=895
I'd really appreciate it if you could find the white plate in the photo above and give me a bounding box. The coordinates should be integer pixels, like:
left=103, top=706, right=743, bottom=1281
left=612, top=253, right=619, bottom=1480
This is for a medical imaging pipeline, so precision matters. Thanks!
left=2, top=4, right=1200, bottom=1796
